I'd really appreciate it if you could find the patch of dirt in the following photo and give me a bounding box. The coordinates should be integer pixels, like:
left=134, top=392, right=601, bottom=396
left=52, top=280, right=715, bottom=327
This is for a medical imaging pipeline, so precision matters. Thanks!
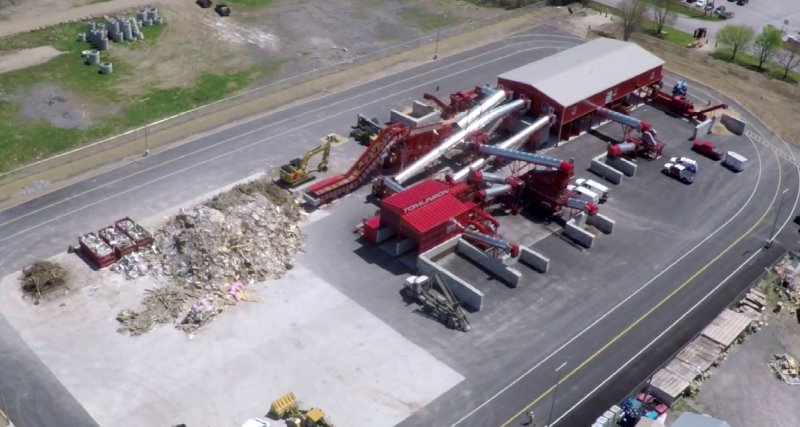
left=0, top=46, right=64, bottom=74
left=111, top=2, right=257, bottom=95
left=6, top=83, right=113, bottom=129
left=0, top=0, right=96, bottom=22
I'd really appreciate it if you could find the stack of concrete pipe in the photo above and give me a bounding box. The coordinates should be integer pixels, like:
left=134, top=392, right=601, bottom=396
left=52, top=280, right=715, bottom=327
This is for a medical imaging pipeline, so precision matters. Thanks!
left=137, top=7, right=160, bottom=26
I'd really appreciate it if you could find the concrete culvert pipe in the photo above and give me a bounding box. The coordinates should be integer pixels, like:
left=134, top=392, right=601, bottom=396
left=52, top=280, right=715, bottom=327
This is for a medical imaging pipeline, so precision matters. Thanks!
left=81, top=49, right=92, bottom=58
left=154, top=16, right=163, bottom=25
left=142, top=19, right=153, bottom=27
left=77, top=33, right=87, bottom=42
left=99, top=62, right=113, bottom=74
left=88, top=50, right=100, bottom=65
left=136, top=10, right=147, bottom=22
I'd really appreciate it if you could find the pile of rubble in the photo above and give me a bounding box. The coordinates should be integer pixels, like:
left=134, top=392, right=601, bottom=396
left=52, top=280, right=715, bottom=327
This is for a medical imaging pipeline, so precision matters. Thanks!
left=769, top=353, right=800, bottom=385
left=772, top=255, right=800, bottom=312
left=115, top=178, right=303, bottom=335
left=19, top=261, right=68, bottom=303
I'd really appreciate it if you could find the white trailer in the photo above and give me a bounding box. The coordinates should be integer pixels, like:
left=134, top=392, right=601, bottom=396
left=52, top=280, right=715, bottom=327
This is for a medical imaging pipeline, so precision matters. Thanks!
left=724, top=151, right=747, bottom=172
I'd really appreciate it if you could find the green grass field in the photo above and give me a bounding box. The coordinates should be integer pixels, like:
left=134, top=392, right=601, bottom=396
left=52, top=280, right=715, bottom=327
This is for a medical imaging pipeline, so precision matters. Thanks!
left=0, top=21, right=279, bottom=172
left=645, top=23, right=696, bottom=45
left=399, top=7, right=462, bottom=32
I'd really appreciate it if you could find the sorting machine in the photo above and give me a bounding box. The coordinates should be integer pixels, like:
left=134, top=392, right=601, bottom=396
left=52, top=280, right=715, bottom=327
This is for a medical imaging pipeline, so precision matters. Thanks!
left=596, top=106, right=665, bottom=159
left=649, top=81, right=728, bottom=122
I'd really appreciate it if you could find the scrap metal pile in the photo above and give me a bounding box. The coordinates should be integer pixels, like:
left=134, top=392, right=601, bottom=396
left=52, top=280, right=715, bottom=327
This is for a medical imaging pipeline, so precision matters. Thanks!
left=769, top=353, right=800, bottom=385
left=115, top=179, right=303, bottom=335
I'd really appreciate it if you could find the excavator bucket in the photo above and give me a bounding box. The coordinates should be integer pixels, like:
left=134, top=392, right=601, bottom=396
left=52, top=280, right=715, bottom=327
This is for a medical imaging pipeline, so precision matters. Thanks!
left=270, top=392, right=299, bottom=418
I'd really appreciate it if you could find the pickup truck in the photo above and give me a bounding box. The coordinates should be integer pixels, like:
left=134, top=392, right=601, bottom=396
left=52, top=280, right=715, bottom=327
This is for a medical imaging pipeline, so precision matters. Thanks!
left=663, top=162, right=695, bottom=184
left=692, top=140, right=723, bottom=160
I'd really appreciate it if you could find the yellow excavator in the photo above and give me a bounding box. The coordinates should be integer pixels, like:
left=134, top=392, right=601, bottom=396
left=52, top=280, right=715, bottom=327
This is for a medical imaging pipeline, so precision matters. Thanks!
left=279, top=135, right=344, bottom=187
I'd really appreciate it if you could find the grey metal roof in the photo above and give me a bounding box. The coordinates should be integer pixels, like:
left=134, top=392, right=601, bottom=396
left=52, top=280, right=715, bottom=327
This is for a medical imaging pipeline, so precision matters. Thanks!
left=672, top=412, right=731, bottom=427
left=498, top=38, right=664, bottom=107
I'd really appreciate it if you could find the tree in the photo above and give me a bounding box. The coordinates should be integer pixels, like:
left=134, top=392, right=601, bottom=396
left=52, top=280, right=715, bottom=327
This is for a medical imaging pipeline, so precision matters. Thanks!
left=651, top=0, right=676, bottom=36
left=752, top=25, right=784, bottom=71
left=716, top=25, right=755, bottom=61
left=775, top=43, right=800, bottom=80
left=619, top=0, right=648, bottom=41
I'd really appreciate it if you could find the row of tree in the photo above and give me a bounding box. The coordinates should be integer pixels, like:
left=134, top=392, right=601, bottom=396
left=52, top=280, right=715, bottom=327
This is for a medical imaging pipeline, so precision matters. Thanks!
left=616, top=0, right=800, bottom=80
left=717, top=24, right=800, bottom=79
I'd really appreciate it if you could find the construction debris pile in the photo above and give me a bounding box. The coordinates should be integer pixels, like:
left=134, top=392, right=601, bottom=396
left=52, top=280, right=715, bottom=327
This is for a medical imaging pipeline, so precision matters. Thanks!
left=19, top=261, right=68, bottom=303
left=773, top=254, right=800, bottom=312
left=769, top=353, right=800, bottom=385
left=115, top=178, right=303, bottom=335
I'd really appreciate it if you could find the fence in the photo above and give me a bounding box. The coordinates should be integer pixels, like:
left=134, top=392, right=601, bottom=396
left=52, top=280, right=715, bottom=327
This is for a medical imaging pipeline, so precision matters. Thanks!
left=0, top=1, right=545, bottom=187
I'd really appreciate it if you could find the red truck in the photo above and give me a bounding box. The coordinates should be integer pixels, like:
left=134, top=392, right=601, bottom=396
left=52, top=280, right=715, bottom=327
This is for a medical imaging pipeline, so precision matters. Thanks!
left=692, top=140, right=723, bottom=161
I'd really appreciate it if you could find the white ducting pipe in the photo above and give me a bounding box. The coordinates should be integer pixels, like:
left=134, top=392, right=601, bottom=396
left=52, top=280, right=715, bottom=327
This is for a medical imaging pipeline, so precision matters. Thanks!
left=452, top=114, right=552, bottom=182
left=394, top=97, right=524, bottom=184
left=456, top=89, right=508, bottom=128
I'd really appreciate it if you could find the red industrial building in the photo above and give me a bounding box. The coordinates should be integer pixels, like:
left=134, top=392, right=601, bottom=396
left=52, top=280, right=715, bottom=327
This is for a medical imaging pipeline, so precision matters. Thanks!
left=498, top=38, right=664, bottom=144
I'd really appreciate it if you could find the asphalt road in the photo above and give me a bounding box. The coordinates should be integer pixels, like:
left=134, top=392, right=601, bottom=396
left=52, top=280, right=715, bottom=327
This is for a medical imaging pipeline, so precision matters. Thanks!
left=1, top=23, right=798, bottom=427
left=0, top=26, right=583, bottom=427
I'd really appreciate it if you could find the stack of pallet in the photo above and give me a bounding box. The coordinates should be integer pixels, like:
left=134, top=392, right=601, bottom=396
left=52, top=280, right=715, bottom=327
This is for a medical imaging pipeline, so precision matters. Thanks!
left=737, top=288, right=767, bottom=320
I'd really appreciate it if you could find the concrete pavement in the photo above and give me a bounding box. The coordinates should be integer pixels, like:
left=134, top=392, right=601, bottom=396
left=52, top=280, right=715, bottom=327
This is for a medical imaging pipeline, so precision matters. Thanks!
left=0, top=27, right=582, bottom=427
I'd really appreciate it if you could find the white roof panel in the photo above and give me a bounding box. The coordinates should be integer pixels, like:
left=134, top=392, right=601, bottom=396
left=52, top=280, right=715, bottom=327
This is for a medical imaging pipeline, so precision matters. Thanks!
left=498, top=38, right=665, bottom=107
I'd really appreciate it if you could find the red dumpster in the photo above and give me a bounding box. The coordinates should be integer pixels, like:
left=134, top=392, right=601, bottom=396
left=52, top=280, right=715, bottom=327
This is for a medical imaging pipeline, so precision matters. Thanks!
left=99, top=225, right=137, bottom=257
left=79, top=232, right=118, bottom=268
left=114, top=217, right=154, bottom=248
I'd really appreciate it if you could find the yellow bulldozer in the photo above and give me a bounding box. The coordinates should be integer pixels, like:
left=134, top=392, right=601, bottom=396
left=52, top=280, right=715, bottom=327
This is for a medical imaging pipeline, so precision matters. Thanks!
left=270, top=392, right=334, bottom=427
left=279, top=134, right=346, bottom=187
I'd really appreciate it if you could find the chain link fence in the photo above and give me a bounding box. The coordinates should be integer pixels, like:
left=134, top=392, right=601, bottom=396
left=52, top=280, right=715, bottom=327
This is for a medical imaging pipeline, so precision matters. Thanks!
left=0, top=1, right=546, bottom=185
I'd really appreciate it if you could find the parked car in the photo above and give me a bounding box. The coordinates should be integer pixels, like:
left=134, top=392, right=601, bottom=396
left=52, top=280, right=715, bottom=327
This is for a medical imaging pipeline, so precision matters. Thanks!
left=695, top=0, right=707, bottom=8
left=692, top=140, right=724, bottom=160
left=670, top=156, right=699, bottom=173
left=663, top=162, right=695, bottom=184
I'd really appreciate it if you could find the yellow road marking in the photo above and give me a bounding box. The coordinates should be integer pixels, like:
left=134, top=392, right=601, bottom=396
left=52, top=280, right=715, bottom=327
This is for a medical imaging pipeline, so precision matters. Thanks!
left=500, top=148, right=783, bottom=427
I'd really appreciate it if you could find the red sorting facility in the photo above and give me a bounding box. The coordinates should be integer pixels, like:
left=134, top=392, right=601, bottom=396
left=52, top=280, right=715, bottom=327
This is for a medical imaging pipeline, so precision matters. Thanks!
left=364, top=179, right=478, bottom=253
left=498, top=38, right=664, bottom=143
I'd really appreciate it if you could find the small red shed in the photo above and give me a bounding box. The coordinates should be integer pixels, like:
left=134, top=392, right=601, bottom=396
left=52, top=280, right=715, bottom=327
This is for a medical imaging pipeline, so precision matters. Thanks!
left=498, top=38, right=664, bottom=144
left=399, top=195, right=476, bottom=253
left=380, top=179, right=451, bottom=229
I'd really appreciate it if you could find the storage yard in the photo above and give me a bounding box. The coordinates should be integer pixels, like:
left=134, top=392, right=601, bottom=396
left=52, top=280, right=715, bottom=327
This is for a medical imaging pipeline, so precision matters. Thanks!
left=1, top=19, right=799, bottom=427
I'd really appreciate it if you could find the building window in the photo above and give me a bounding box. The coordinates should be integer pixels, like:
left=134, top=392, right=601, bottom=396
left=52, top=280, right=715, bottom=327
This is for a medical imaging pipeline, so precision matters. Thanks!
left=650, top=71, right=655, bottom=79
left=571, top=106, right=577, bottom=115
left=541, top=101, right=550, bottom=113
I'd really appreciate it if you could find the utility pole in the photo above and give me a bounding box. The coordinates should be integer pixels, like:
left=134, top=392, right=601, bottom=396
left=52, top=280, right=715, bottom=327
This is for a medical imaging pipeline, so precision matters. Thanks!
left=139, top=97, right=150, bottom=156
left=433, top=13, right=445, bottom=60
left=546, top=362, right=567, bottom=427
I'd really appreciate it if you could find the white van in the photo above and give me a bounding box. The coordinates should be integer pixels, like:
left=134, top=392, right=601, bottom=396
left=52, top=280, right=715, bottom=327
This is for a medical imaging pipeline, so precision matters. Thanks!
left=575, top=178, right=609, bottom=203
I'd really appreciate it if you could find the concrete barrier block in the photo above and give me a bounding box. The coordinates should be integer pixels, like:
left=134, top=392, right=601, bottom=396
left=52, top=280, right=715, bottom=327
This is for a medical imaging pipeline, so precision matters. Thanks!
left=587, top=213, right=615, bottom=234
left=456, top=239, right=522, bottom=288
left=692, top=118, right=714, bottom=140
left=519, top=246, right=549, bottom=273
left=590, top=159, right=624, bottom=184
left=721, top=114, right=746, bottom=135
left=564, top=222, right=594, bottom=248
left=607, top=156, right=637, bottom=177
left=417, top=256, right=484, bottom=311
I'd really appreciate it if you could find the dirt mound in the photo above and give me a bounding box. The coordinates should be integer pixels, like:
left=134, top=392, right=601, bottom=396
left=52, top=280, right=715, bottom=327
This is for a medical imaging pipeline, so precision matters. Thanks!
left=20, top=260, right=68, bottom=303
